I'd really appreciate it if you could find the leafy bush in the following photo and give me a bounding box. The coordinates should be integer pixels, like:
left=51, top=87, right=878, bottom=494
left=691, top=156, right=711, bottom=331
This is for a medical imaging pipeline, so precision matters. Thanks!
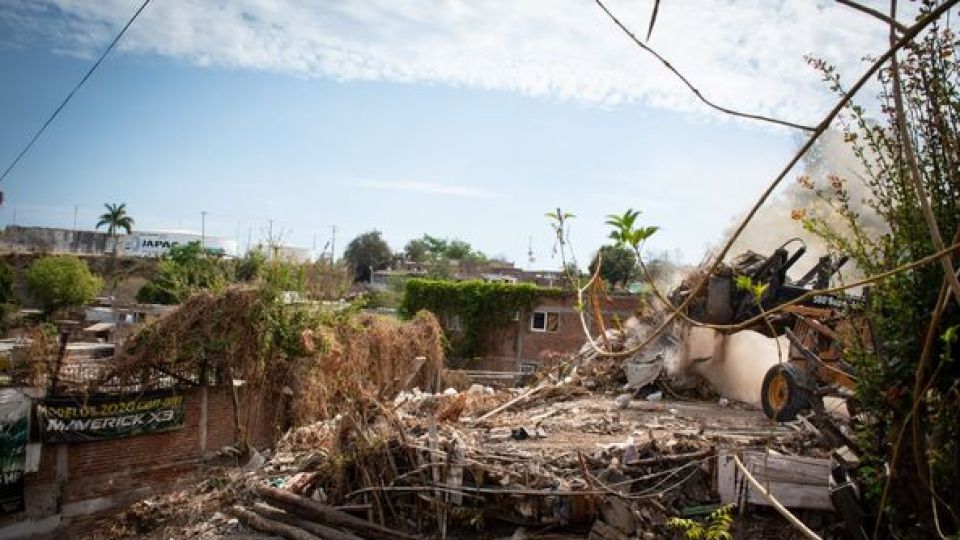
left=802, top=20, right=960, bottom=535
left=136, top=242, right=231, bottom=305
left=235, top=247, right=266, bottom=282
left=667, top=504, right=734, bottom=540
left=25, top=256, right=102, bottom=314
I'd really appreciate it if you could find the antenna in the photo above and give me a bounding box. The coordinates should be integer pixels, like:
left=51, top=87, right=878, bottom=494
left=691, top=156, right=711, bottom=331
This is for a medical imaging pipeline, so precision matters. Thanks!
left=527, top=236, right=535, bottom=265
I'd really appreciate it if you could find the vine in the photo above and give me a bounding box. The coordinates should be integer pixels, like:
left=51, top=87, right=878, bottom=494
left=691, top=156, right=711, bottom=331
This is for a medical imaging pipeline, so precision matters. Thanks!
left=401, top=278, right=562, bottom=358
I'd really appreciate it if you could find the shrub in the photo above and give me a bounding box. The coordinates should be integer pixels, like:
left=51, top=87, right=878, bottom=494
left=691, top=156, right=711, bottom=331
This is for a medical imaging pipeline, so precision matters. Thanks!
left=25, top=256, right=102, bottom=314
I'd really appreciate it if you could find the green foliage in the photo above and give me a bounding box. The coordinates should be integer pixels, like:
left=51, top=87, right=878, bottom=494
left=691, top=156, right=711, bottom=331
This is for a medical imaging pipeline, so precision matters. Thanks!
left=667, top=505, right=734, bottom=540
left=235, top=247, right=266, bottom=282
left=402, top=278, right=559, bottom=358
left=403, top=238, right=430, bottom=263
left=95, top=202, right=134, bottom=236
left=416, top=234, right=487, bottom=263
left=136, top=242, right=231, bottom=304
left=605, top=208, right=659, bottom=252
left=733, top=275, right=768, bottom=301
left=344, top=230, right=392, bottom=282
left=0, top=261, right=13, bottom=305
left=589, top=245, right=637, bottom=290
left=25, top=256, right=102, bottom=314
left=545, top=208, right=576, bottom=259
left=802, top=21, right=960, bottom=535
left=365, top=276, right=407, bottom=310
left=260, top=256, right=305, bottom=296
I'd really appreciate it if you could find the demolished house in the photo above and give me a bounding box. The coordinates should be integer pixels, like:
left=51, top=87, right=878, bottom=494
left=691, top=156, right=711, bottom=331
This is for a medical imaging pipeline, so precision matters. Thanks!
left=0, top=244, right=864, bottom=539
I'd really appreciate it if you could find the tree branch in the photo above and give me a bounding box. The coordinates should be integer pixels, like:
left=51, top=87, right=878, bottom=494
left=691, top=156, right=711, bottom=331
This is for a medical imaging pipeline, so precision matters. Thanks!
left=595, top=0, right=818, bottom=132
left=836, top=0, right=909, bottom=33
left=578, top=0, right=960, bottom=358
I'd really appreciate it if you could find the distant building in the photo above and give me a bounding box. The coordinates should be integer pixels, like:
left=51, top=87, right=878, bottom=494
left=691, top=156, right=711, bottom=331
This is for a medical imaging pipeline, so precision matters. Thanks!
left=123, top=230, right=237, bottom=257
left=263, top=245, right=313, bottom=263
left=0, top=226, right=237, bottom=257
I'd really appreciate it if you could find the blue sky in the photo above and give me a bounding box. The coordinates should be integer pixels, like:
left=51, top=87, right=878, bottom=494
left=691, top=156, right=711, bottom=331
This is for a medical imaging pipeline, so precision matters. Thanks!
left=0, top=1, right=905, bottom=267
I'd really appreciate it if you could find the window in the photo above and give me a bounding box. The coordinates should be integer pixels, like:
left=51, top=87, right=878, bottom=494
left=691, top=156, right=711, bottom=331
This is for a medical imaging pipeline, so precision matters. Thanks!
left=445, top=314, right=462, bottom=332
left=531, top=311, right=559, bottom=332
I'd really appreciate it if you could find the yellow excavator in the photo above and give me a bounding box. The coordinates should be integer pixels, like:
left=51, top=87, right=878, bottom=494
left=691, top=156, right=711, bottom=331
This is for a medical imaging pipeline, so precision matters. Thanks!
left=670, top=240, right=866, bottom=422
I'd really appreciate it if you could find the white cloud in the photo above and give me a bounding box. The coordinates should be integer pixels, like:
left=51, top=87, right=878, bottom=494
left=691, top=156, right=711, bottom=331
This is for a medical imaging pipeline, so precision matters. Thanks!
left=355, top=179, right=494, bottom=198
left=2, top=0, right=923, bottom=126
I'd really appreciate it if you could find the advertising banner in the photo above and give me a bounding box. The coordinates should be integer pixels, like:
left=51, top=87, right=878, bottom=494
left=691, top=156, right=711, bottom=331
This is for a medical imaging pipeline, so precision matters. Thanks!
left=38, top=389, right=185, bottom=443
left=0, top=389, right=28, bottom=515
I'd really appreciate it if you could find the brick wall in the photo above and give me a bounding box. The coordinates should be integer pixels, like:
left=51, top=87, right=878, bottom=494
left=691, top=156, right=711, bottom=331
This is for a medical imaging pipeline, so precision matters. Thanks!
left=0, top=384, right=282, bottom=537
left=475, top=293, right=641, bottom=371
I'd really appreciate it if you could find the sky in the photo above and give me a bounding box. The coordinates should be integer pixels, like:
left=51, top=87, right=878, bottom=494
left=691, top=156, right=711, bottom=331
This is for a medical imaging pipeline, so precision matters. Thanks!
left=0, top=1, right=921, bottom=268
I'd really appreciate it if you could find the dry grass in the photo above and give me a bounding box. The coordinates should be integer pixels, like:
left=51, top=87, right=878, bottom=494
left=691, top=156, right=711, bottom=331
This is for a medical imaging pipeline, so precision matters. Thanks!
left=289, top=310, right=443, bottom=425
left=105, top=288, right=444, bottom=429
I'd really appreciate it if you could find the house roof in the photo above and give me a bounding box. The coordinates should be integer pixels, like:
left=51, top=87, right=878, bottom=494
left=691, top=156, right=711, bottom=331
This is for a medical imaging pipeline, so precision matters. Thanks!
left=83, top=322, right=116, bottom=333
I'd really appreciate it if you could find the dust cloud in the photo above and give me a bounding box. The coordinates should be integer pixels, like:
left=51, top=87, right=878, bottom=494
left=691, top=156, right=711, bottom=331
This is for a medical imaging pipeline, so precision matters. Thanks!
left=665, top=326, right=787, bottom=405
left=724, top=129, right=887, bottom=282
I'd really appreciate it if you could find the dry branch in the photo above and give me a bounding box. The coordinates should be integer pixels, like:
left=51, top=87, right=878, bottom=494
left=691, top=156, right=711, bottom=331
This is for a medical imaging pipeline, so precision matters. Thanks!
left=251, top=502, right=363, bottom=540
left=887, top=2, right=960, bottom=306
left=256, top=485, right=417, bottom=540
left=227, top=505, right=321, bottom=540
left=595, top=0, right=817, bottom=132
left=837, top=0, right=908, bottom=32
left=732, top=456, right=822, bottom=540
left=579, top=0, right=960, bottom=359
left=471, top=380, right=552, bottom=424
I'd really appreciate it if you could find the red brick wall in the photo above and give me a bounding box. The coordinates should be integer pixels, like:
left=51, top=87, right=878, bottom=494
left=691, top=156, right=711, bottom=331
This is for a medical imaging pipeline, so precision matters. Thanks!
left=0, top=384, right=282, bottom=533
left=475, top=293, right=641, bottom=370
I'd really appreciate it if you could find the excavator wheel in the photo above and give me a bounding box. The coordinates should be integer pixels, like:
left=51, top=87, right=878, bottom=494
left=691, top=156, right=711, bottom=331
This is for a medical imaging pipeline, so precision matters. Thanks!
left=761, top=363, right=811, bottom=422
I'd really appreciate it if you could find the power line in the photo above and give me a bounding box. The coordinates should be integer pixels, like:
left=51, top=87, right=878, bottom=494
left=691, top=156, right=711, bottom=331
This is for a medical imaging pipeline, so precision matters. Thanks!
left=0, top=0, right=152, bottom=184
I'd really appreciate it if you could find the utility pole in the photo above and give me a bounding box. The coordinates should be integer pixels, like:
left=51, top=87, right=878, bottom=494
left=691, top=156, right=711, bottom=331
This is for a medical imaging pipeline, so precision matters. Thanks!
left=201, top=210, right=207, bottom=252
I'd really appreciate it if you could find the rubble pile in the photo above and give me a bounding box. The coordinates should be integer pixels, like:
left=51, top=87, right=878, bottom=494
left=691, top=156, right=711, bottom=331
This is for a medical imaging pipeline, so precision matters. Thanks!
left=573, top=316, right=676, bottom=395
left=86, top=375, right=842, bottom=539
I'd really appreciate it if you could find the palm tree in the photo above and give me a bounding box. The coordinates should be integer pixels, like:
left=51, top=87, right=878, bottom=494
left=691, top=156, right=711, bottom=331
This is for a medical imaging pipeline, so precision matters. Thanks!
left=96, top=203, right=134, bottom=253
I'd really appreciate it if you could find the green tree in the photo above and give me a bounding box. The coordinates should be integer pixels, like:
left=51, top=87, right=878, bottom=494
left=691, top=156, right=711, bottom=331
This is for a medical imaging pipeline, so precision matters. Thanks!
left=403, top=238, right=430, bottom=263
left=136, top=242, right=230, bottom=304
left=25, top=256, right=102, bottom=314
left=95, top=203, right=134, bottom=252
left=445, top=239, right=473, bottom=260
left=588, top=245, right=636, bottom=290
left=235, top=247, right=267, bottom=282
left=343, top=231, right=392, bottom=282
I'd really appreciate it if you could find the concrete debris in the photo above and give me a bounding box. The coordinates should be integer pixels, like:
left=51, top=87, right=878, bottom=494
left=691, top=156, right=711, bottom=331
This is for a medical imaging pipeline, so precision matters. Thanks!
left=83, top=371, right=847, bottom=539
left=614, top=393, right=632, bottom=409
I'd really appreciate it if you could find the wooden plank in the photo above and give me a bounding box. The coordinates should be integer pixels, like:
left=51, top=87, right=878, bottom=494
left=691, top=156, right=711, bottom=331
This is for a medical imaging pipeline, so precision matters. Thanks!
left=745, top=481, right=834, bottom=511
left=717, top=451, right=833, bottom=511
left=743, top=451, right=830, bottom=486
